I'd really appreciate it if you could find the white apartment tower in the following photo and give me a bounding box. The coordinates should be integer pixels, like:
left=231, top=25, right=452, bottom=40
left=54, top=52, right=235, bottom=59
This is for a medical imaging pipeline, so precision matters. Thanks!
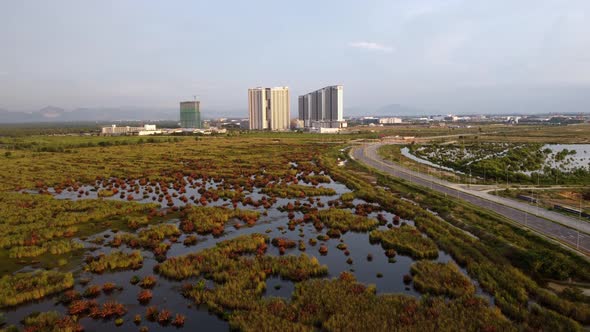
left=248, top=87, right=290, bottom=130
left=298, top=85, right=345, bottom=129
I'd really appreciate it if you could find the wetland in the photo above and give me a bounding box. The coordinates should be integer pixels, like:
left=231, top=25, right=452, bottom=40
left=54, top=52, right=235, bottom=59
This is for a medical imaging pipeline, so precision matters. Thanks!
left=1, top=130, right=590, bottom=331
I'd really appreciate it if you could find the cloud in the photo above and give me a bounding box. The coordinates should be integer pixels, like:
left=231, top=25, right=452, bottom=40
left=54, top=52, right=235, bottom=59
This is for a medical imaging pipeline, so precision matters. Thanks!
left=348, top=41, right=393, bottom=53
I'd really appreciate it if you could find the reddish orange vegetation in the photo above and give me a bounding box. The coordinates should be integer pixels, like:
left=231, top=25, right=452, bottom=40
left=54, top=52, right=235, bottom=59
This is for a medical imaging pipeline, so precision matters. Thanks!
left=89, top=301, right=127, bottom=319
left=137, top=289, right=153, bottom=304
left=139, top=275, right=157, bottom=289
left=158, top=309, right=172, bottom=325
left=171, top=314, right=186, bottom=327
left=146, top=306, right=159, bottom=321
left=271, top=237, right=296, bottom=248
left=102, top=282, right=117, bottom=293
left=69, top=299, right=98, bottom=315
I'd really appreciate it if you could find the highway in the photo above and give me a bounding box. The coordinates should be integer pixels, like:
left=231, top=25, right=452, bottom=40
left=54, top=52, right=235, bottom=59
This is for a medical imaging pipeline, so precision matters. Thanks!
left=351, top=142, right=590, bottom=256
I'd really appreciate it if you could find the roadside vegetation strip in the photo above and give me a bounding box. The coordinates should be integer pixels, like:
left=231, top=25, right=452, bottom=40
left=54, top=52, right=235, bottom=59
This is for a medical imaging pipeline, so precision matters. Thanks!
left=369, top=226, right=439, bottom=259
left=494, top=187, right=590, bottom=220
left=410, top=261, right=475, bottom=298
left=0, top=270, right=74, bottom=308
left=322, top=146, right=590, bottom=328
left=229, top=273, right=516, bottom=332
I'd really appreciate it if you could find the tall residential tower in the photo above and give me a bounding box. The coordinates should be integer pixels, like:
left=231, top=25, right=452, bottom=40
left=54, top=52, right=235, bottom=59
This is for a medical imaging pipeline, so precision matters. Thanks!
left=298, top=85, right=345, bottom=130
left=179, top=101, right=202, bottom=129
left=248, top=87, right=290, bottom=131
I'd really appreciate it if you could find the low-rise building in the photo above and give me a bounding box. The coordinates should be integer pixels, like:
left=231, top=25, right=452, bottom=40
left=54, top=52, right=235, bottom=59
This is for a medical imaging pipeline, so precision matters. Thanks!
left=101, top=124, right=161, bottom=136
left=379, top=117, right=402, bottom=124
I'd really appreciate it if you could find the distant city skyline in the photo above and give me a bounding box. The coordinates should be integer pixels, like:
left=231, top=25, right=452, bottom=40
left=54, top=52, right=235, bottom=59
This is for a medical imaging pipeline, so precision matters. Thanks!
left=1, top=0, right=590, bottom=116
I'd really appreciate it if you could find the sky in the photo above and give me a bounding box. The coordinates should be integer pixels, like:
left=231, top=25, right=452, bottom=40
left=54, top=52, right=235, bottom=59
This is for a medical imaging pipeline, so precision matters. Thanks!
left=1, top=0, right=589, bottom=116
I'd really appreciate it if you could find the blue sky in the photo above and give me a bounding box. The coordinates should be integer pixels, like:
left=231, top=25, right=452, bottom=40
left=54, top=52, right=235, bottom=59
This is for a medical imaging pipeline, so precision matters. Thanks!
left=1, top=0, right=589, bottom=115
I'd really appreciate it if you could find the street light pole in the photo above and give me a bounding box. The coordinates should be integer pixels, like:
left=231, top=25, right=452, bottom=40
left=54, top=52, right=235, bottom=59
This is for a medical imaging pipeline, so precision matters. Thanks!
left=579, top=196, right=583, bottom=250
left=536, top=173, right=540, bottom=214
left=506, top=165, right=509, bottom=188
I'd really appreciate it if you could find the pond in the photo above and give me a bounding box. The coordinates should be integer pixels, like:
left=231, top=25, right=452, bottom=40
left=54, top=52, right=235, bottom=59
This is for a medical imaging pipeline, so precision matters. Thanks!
left=542, top=144, right=590, bottom=172
left=401, top=147, right=463, bottom=173
left=404, top=144, right=590, bottom=176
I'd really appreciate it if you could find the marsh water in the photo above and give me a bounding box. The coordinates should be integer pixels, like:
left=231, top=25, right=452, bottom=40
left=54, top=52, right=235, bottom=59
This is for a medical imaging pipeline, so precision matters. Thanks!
left=6, top=171, right=490, bottom=331
left=542, top=144, right=590, bottom=171
left=404, top=144, right=590, bottom=175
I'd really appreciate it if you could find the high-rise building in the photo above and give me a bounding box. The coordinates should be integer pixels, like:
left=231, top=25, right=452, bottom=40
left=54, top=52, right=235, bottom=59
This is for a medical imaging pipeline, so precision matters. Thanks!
left=248, top=87, right=290, bottom=130
left=180, top=101, right=202, bottom=129
left=298, top=85, right=345, bottom=130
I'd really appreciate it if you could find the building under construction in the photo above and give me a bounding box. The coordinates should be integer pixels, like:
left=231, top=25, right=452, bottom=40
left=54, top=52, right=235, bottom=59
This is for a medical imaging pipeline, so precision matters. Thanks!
left=180, top=101, right=202, bottom=129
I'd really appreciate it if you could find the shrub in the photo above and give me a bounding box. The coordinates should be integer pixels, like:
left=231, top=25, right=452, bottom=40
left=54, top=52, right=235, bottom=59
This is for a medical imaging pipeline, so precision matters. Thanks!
left=138, top=289, right=153, bottom=304
left=83, top=285, right=102, bottom=298
left=146, top=306, right=159, bottom=321
left=172, top=314, right=185, bottom=327
left=139, top=276, right=157, bottom=289
left=271, top=237, right=296, bottom=248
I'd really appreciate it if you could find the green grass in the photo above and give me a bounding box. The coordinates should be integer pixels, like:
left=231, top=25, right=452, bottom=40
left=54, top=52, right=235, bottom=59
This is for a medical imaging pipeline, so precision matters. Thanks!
left=85, top=250, right=143, bottom=273
left=0, top=270, right=74, bottom=308
left=410, top=261, right=475, bottom=298
left=229, top=273, right=516, bottom=331
left=369, top=225, right=439, bottom=259
left=313, top=208, right=379, bottom=232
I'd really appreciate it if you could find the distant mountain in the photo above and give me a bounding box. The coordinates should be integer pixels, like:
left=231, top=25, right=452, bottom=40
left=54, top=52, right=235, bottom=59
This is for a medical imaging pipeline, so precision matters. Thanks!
left=343, top=107, right=369, bottom=117
left=0, top=109, right=36, bottom=123
left=0, top=107, right=180, bottom=123
left=39, top=106, right=65, bottom=119
left=64, top=107, right=178, bottom=122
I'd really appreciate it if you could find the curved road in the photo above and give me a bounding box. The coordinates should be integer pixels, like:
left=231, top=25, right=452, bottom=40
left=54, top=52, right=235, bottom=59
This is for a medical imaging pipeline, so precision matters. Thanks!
left=352, top=142, right=590, bottom=256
